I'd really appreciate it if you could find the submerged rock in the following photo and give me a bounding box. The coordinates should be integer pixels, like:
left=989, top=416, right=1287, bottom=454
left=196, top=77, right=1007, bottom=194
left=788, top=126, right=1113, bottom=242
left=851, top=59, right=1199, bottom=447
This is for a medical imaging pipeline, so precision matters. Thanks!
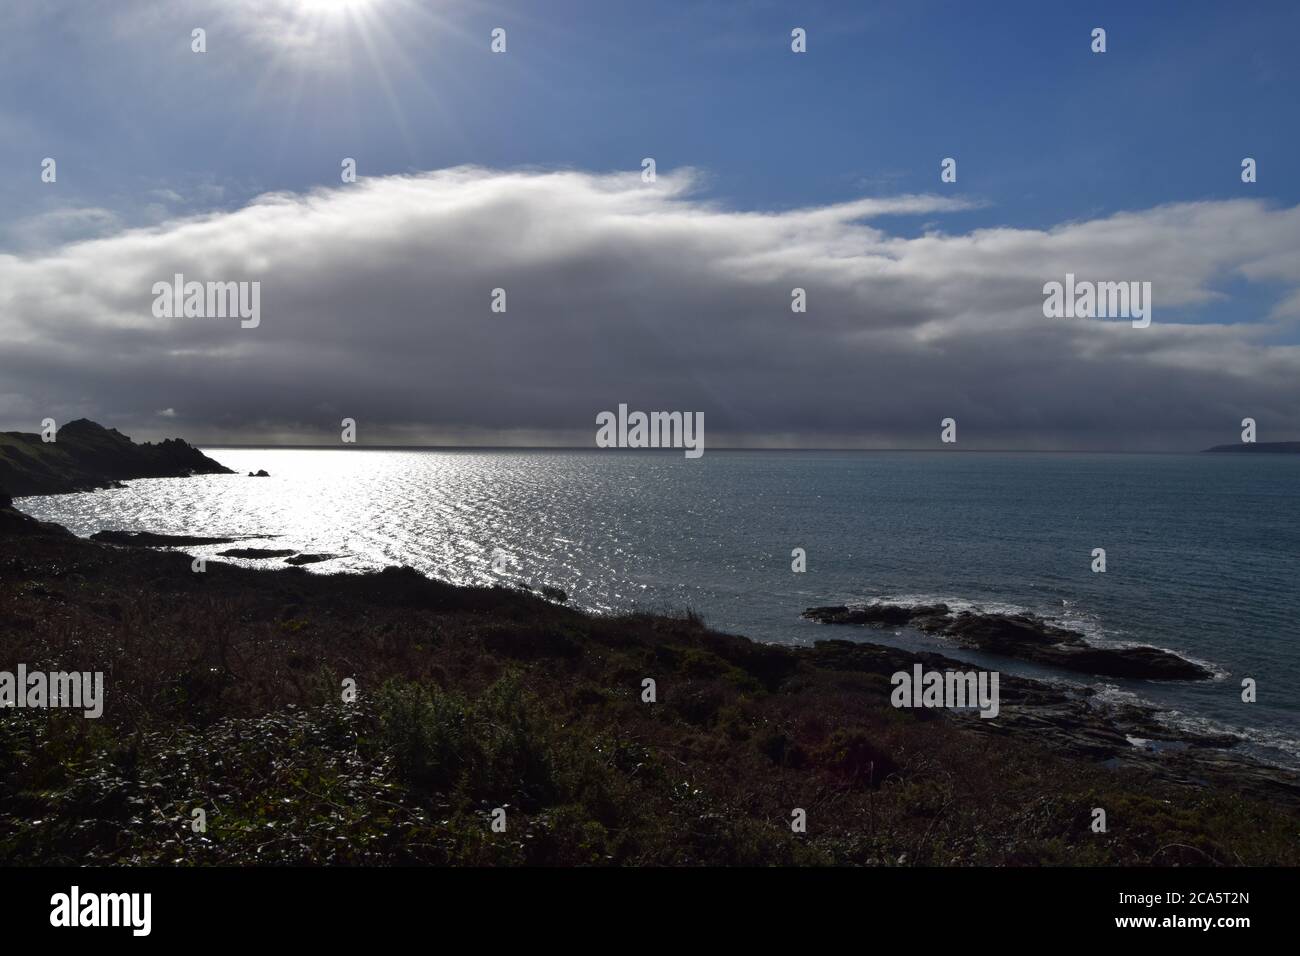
left=284, top=553, right=337, bottom=566
left=218, top=548, right=297, bottom=559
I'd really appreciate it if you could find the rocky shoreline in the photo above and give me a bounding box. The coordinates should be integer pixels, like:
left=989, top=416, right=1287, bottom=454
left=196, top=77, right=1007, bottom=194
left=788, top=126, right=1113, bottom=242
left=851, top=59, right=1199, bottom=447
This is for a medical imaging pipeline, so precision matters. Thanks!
left=803, top=603, right=1213, bottom=681
left=807, top=639, right=1295, bottom=804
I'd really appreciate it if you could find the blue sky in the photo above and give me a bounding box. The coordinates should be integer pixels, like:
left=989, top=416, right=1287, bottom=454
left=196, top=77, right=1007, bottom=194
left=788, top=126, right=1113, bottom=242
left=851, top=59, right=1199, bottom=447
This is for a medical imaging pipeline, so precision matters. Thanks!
left=1, top=1, right=1298, bottom=448
left=4, top=0, right=1296, bottom=234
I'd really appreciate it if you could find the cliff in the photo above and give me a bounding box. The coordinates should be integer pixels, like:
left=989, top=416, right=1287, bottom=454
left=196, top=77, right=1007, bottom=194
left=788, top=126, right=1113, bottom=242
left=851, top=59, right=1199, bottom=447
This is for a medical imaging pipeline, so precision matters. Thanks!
left=0, top=418, right=232, bottom=498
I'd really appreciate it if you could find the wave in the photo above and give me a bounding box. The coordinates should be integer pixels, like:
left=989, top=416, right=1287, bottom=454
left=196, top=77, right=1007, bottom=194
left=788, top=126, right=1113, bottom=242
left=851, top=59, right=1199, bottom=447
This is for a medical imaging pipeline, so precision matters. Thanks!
left=1091, top=683, right=1300, bottom=768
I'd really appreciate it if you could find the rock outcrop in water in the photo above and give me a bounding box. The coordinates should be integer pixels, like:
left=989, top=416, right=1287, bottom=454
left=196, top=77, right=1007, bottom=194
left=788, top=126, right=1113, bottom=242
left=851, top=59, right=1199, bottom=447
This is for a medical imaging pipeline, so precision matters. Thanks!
left=218, top=547, right=297, bottom=559
left=284, top=553, right=338, bottom=566
left=802, top=602, right=1213, bottom=681
left=91, top=530, right=240, bottom=547
left=0, top=419, right=232, bottom=498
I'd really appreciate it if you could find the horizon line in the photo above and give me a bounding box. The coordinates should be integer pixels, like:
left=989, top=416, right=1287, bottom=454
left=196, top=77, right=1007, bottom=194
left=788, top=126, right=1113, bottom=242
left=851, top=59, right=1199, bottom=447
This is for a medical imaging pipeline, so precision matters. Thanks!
left=196, top=443, right=1239, bottom=454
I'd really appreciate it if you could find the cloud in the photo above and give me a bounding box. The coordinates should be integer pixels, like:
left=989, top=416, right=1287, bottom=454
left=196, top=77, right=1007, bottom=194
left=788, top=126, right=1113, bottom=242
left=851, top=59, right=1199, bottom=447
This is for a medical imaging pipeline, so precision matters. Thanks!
left=1, top=166, right=1298, bottom=450
left=0, top=206, right=122, bottom=253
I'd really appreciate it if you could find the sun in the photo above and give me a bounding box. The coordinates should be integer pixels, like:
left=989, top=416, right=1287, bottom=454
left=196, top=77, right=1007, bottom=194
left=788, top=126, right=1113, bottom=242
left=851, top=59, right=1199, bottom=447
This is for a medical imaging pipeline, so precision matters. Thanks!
left=297, top=0, right=377, bottom=13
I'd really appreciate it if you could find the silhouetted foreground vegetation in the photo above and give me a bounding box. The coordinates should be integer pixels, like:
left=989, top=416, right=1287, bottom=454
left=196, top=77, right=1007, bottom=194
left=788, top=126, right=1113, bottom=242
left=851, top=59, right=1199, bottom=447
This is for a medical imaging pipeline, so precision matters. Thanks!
left=2, top=502, right=1298, bottom=866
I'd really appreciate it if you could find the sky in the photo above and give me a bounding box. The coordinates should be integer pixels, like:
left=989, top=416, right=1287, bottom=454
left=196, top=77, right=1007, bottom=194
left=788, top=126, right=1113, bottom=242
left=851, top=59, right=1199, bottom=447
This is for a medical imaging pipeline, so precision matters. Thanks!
left=1, top=0, right=1298, bottom=450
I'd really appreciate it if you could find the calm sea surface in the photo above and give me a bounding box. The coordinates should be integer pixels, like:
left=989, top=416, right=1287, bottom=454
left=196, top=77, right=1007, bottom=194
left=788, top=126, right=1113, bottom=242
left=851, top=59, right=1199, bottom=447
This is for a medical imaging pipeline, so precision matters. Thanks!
left=19, top=449, right=1300, bottom=766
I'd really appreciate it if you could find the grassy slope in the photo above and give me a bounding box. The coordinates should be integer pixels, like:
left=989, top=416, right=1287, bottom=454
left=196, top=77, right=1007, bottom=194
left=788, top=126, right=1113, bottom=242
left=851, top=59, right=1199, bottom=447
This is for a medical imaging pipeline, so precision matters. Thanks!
left=2, top=523, right=1296, bottom=866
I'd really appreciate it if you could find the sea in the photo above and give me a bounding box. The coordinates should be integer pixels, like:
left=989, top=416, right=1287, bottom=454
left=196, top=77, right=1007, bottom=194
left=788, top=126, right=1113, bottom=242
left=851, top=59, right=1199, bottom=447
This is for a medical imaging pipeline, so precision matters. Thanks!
left=18, top=448, right=1300, bottom=768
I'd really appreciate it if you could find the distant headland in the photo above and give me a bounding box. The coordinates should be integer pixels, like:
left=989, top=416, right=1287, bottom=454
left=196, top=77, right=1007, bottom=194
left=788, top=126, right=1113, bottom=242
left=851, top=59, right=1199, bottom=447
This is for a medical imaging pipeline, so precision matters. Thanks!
left=0, top=418, right=232, bottom=498
left=1204, top=441, right=1300, bottom=454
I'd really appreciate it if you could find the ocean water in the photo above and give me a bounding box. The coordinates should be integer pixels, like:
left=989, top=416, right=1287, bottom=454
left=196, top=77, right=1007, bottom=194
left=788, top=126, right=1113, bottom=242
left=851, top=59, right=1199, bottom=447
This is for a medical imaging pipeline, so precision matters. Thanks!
left=18, top=449, right=1300, bottom=767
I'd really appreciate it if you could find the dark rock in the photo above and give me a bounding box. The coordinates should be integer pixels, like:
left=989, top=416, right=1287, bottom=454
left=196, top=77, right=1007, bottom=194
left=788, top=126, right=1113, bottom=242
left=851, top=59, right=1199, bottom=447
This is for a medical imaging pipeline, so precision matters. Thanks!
left=218, top=548, right=297, bottom=559
left=248, top=470, right=270, bottom=477
left=803, top=601, right=1212, bottom=681
left=942, top=610, right=1082, bottom=648
left=284, top=553, right=337, bottom=566
left=938, top=611, right=1212, bottom=680
left=803, top=603, right=949, bottom=627
left=91, top=530, right=238, bottom=547
left=1042, top=644, right=1212, bottom=681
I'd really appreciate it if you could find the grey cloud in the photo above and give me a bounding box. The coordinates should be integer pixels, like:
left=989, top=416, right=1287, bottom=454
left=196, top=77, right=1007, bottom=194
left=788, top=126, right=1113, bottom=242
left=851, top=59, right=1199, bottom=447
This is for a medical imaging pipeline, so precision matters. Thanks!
left=1, top=166, right=1298, bottom=450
